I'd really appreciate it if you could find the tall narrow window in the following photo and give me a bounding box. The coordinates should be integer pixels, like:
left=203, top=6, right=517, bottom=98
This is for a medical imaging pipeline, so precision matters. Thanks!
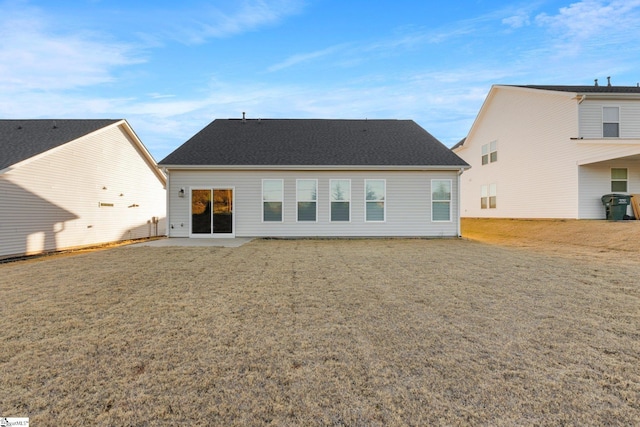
left=603, top=107, right=620, bottom=137
left=489, top=183, right=497, bottom=209
left=297, top=179, right=317, bottom=221
left=263, top=179, right=283, bottom=222
left=489, top=140, right=498, bottom=163
left=481, top=185, right=488, bottom=209
left=481, top=144, right=489, bottom=165
left=330, top=179, right=350, bottom=222
left=365, top=179, right=385, bottom=221
left=432, top=180, right=452, bottom=221
left=611, top=168, right=628, bottom=192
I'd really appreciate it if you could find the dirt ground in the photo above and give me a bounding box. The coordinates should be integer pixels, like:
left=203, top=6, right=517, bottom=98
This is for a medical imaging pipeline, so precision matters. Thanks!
left=462, top=217, right=640, bottom=254
left=1, top=221, right=639, bottom=425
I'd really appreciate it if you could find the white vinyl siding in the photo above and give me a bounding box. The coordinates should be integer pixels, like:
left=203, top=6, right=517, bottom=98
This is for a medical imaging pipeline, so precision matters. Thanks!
left=578, top=162, right=638, bottom=218
left=455, top=86, right=579, bottom=219
left=165, top=170, right=461, bottom=238
left=580, top=100, right=640, bottom=139
left=0, top=123, right=166, bottom=259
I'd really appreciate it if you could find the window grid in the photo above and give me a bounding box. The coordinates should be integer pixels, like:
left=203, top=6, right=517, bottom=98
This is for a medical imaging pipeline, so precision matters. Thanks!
left=262, top=179, right=283, bottom=222
left=365, top=179, right=385, bottom=222
left=296, top=179, right=318, bottom=222
left=611, top=168, right=628, bottom=192
left=432, top=179, right=452, bottom=222
left=603, top=106, right=620, bottom=138
left=330, top=179, right=351, bottom=222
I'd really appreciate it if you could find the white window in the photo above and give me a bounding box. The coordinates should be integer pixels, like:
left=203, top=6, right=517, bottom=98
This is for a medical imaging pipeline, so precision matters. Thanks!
left=262, top=179, right=283, bottom=222
left=365, top=179, right=385, bottom=221
left=330, top=179, right=351, bottom=222
left=481, top=185, right=488, bottom=209
left=297, top=179, right=317, bottom=222
left=481, top=184, right=497, bottom=209
left=482, top=141, right=497, bottom=165
left=432, top=180, right=452, bottom=221
left=603, top=107, right=620, bottom=137
left=611, top=168, right=628, bottom=192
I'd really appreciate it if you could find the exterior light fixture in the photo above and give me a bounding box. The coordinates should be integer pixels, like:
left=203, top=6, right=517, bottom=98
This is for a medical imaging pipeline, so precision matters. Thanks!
left=179, top=188, right=185, bottom=198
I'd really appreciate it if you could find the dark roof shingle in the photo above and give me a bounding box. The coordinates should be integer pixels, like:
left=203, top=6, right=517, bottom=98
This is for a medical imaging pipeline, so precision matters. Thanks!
left=160, top=119, right=468, bottom=167
left=513, top=85, right=640, bottom=94
left=0, top=119, right=119, bottom=171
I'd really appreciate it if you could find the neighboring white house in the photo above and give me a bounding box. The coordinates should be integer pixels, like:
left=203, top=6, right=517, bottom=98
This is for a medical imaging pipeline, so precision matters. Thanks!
left=0, top=119, right=166, bottom=259
left=452, top=83, right=640, bottom=219
left=159, top=118, right=469, bottom=238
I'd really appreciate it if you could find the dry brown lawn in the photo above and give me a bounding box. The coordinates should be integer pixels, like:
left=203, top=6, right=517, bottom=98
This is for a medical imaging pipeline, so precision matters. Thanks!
left=1, top=220, right=639, bottom=425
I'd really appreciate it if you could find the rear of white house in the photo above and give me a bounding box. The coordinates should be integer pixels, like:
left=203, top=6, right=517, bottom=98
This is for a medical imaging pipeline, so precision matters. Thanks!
left=160, top=119, right=469, bottom=238
left=453, top=84, right=640, bottom=219
left=0, top=120, right=166, bottom=259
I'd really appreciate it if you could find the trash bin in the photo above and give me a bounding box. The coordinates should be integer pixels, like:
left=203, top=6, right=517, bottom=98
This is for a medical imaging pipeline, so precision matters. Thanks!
left=601, top=194, right=631, bottom=220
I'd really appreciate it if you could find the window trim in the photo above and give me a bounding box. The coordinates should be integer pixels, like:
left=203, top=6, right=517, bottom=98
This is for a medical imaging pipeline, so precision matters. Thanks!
left=482, top=141, right=497, bottom=165
left=603, top=106, right=620, bottom=138
left=262, top=179, right=284, bottom=223
left=611, top=168, right=628, bottom=193
left=296, top=179, right=318, bottom=222
left=330, top=179, right=351, bottom=222
left=431, top=179, right=452, bottom=222
left=365, top=179, right=386, bottom=222
left=480, top=183, right=497, bottom=209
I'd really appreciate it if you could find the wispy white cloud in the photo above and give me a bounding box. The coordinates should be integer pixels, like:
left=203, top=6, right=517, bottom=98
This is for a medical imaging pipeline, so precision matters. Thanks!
left=535, top=0, right=640, bottom=42
left=502, top=13, right=531, bottom=29
left=267, top=44, right=349, bottom=72
left=0, top=2, right=143, bottom=92
left=167, top=0, right=305, bottom=44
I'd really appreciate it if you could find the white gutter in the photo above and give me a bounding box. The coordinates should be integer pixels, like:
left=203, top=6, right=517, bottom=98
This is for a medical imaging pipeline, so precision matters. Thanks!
left=160, top=164, right=471, bottom=172
left=163, top=167, right=171, bottom=237
left=457, top=167, right=464, bottom=238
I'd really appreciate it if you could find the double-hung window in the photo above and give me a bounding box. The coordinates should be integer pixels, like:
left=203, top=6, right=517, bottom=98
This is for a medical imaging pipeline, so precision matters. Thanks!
left=481, top=184, right=497, bottom=209
left=481, top=141, right=498, bottom=165
left=262, top=179, right=283, bottom=222
left=297, top=179, right=317, bottom=221
left=603, top=107, right=620, bottom=138
left=611, top=168, right=628, bottom=192
left=432, top=180, right=452, bottom=221
left=330, top=179, right=350, bottom=222
left=365, top=179, right=385, bottom=221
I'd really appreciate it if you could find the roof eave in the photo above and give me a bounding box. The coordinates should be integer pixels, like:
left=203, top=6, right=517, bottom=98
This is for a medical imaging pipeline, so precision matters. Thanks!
left=160, top=164, right=470, bottom=171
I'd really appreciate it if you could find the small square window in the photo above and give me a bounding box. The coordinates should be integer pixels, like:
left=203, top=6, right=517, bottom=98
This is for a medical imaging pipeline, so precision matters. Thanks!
left=611, top=168, right=628, bottom=192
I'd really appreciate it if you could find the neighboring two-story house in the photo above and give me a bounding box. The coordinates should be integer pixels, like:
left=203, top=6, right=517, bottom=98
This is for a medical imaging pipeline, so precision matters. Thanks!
left=453, top=83, right=640, bottom=219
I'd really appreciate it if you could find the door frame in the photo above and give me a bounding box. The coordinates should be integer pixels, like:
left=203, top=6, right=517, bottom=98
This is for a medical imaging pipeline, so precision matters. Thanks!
left=189, top=186, right=235, bottom=238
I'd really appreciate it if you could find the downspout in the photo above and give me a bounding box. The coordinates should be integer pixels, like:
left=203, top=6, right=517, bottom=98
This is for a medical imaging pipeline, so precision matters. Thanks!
left=457, top=168, right=464, bottom=238
left=163, top=167, right=170, bottom=237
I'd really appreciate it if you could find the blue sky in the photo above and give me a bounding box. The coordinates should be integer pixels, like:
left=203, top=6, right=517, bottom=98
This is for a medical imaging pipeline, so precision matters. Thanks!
left=2, top=0, right=640, bottom=160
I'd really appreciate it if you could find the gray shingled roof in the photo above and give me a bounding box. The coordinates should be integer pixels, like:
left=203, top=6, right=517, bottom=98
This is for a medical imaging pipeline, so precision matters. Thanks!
left=159, top=119, right=469, bottom=167
left=0, top=119, right=120, bottom=171
left=513, top=85, right=640, bottom=94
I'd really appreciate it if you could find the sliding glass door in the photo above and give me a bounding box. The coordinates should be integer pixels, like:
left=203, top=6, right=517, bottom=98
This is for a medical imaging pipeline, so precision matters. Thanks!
left=191, top=188, right=234, bottom=237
